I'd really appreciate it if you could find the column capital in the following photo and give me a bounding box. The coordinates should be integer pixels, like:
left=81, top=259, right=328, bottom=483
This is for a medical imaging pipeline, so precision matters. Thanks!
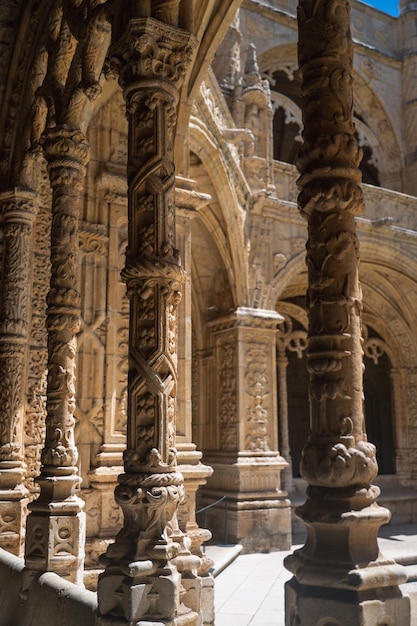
left=209, top=306, right=284, bottom=332
left=0, top=187, right=39, bottom=222
left=41, top=126, right=89, bottom=175
left=106, top=17, right=196, bottom=91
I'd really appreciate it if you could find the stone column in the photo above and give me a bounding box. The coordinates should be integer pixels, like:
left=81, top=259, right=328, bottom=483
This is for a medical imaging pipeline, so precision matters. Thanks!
left=96, top=16, right=200, bottom=626
left=175, top=176, right=214, bottom=626
left=0, top=189, right=38, bottom=556
left=277, top=318, right=309, bottom=492
left=24, top=127, right=89, bottom=585
left=203, top=307, right=291, bottom=553
left=284, top=2, right=409, bottom=624
left=401, top=0, right=417, bottom=195
left=276, top=349, right=292, bottom=493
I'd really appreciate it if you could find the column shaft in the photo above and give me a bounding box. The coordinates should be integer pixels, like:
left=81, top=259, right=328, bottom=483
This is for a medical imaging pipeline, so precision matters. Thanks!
left=97, top=17, right=199, bottom=626
left=284, top=2, right=409, bottom=624
left=276, top=351, right=292, bottom=492
left=0, top=189, right=38, bottom=555
left=175, top=178, right=214, bottom=626
left=25, top=127, right=88, bottom=585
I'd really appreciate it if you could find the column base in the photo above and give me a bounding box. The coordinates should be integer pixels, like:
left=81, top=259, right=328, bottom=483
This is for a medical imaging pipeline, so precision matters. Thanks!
left=25, top=493, right=86, bottom=585
left=84, top=465, right=124, bottom=569
left=0, top=489, right=28, bottom=556
left=97, top=565, right=199, bottom=626
left=96, top=614, right=198, bottom=626
left=285, top=578, right=411, bottom=626
left=200, top=490, right=291, bottom=552
left=200, top=574, right=215, bottom=626
left=0, top=462, right=28, bottom=556
left=284, top=485, right=410, bottom=624
left=200, top=453, right=291, bottom=551
left=176, top=443, right=214, bottom=626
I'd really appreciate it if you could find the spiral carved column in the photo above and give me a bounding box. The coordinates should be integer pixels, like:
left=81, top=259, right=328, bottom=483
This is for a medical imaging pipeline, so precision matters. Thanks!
left=96, top=17, right=200, bottom=626
left=0, top=189, right=38, bottom=556
left=24, top=127, right=88, bottom=585
left=284, top=2, right=409, bottom=624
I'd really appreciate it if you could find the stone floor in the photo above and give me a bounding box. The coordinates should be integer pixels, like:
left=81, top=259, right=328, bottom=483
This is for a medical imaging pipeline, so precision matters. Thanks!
left=207, top=523, right=417, bottom=626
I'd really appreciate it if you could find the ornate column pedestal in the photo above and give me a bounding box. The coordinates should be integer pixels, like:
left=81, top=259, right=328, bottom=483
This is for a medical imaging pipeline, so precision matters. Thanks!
left=202, top=307, right=291, bottom=553
left=96, top=15, right=200, bottom=626
left=0, top=189, right=39, bottom=556
left=175, top=177, right=214, bottom=626
left=284, top=2, right=409, bottom=623
left=24, top=127, right=88, bottom=585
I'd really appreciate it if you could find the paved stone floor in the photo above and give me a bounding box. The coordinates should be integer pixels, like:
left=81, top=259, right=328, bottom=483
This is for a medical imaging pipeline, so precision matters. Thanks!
left=208, top=524, right=417, bottom=626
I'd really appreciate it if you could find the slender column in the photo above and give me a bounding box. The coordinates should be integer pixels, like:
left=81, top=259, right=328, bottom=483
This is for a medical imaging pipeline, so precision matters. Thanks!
left=97, top=17, right=199, bottom=626
left=276, top=349, right=292, bottom=493
left=285, top=3, right=409, bottom=624
left=175, top=177, right=214, bottom=626
left=25, top=127, right=88, bottom=585
left=0, top=189, right=38, bottom=556
left=277, top=319, right=308, bottom=492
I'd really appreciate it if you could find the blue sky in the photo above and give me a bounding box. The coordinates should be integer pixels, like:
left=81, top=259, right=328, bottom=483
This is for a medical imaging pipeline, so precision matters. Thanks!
left=360, top=0, right=399, bottom=16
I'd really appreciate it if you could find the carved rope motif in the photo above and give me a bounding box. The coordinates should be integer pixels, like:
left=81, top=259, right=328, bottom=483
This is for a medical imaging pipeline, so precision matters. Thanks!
left=244, top=344, right=271, bottom=452
left=297, top=0, right=377, bottom=487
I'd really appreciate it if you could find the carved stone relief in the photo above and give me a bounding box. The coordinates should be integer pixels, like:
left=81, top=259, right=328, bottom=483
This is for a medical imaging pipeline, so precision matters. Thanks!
left=244, top=342, right=272, bottom=452
left=24, top=171, right=51, bottom=499
left=218, top=340, right=238, bottom=451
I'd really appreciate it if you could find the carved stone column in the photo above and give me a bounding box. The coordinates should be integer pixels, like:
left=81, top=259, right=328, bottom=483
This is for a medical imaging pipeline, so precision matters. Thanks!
left=175, top=176, right=214, bottom=626
left=203, top=307, right=291, bottom=553
left=284, top=2, right=409, bottom=624
left=277, top=317, right=309, bottom=493
left=96, top=16, right=200, bottom=626
left=276, top=349, right=292, bottom=493
left=0, top=189, right=38, bottom=556
left=25, top=127, right=89, bottom=585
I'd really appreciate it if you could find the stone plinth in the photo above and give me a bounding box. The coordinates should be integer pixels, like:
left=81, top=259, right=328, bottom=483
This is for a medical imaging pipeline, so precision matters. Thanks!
left=201, top=452, right=291, bottom=552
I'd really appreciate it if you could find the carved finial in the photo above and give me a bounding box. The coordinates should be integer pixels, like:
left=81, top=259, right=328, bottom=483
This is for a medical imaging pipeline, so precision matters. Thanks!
left=244, top=43, right=262, bottom=90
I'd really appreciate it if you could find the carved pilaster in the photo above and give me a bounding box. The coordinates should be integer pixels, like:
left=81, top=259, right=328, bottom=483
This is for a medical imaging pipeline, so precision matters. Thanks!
left=97, top=16, right=199, bottom=626
left=284, top=2, right=409, bottom=623
left=0, top=189, right=38, bottom=556
left=202, top=307, right=291, bottom=553
left=25, top=127, right=88, bottom=584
